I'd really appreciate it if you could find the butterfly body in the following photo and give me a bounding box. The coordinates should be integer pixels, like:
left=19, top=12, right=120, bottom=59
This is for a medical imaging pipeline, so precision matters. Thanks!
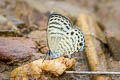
left=46, top=14, right=85, bottom=59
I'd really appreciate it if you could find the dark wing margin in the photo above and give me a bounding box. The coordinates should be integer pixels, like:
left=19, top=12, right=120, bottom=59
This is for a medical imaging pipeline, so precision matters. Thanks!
left=47, top=13, right=73, bottom=27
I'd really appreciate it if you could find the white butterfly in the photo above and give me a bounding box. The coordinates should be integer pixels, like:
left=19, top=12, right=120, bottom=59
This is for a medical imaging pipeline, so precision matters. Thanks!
left=45, top=13, right=85, bottom=60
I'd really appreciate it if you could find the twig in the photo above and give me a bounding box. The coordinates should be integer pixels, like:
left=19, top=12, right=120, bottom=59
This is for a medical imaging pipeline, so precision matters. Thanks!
left=66, top=71, right=120, bottom=75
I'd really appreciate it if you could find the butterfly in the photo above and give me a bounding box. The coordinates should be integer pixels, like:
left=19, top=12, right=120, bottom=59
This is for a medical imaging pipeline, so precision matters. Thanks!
left=44, top=13, right=85, bottom=60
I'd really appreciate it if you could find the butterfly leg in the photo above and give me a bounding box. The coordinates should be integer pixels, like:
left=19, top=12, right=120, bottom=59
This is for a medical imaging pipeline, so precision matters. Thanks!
left=50, top=53, right=58, bottom=59
left=45, top=51, right=50, bottom=60
left=50, top=52, right=60, bottom=59
left=43, top=50, right=51, bottom=62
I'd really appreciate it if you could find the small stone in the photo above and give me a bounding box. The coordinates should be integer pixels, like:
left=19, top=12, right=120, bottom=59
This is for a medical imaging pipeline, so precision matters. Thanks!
left=106, top=31, right=120, bottom=61
left=0, top=37, right=36, bottom=61
left=0, top=73, right=9, bottom=80
left=96, top=1, right=120, bottom=61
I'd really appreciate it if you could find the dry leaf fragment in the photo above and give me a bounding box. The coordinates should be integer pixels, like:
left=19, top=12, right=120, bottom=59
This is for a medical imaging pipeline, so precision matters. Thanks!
left=10, top=57, right=75, bottom=80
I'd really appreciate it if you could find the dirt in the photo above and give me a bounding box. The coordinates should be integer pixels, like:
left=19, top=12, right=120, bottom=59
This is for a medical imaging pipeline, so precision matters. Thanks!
left=0, top=0, right=120, bottom=80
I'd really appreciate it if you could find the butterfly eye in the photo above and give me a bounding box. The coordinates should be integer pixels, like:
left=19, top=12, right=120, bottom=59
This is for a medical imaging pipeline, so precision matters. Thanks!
left=80, top=42, right=83, bottom=46
left=78, top=42, right=83, bottom=47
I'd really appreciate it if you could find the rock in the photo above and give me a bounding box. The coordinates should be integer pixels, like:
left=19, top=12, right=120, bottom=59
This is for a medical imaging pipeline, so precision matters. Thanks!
left=28, top=30, right=47, bottom=41
left=28, top=30, right=48, bottom=54
left=106, top=31, right=120, bottom=61
left=13, top=2, right=48, bottom=31
left=0, top=73, right=9, bottom=80
left=7, top=15, right=24, bottom=25
left=96, top=1, right=120, bottom=61
left=0, top=15, right=21, bottom=36
left=40, top=46, right=49, bottom=54
left=0, top=37, right=36, bottom=61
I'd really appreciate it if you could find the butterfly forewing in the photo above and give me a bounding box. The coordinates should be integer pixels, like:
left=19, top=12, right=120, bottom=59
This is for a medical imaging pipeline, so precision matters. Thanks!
left=47, top=14, right=73, bottom=54
left=48, top=14, right=73, bottom=33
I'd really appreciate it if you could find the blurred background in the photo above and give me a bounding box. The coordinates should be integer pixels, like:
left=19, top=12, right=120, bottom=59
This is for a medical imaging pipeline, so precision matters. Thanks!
left=0, top=0, right=120, bottom=80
